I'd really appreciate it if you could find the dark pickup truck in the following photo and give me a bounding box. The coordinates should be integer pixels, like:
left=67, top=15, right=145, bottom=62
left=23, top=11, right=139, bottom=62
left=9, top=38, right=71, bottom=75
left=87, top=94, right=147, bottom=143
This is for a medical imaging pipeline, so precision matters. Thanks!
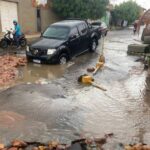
left=26, top=19, right=100, bottom=64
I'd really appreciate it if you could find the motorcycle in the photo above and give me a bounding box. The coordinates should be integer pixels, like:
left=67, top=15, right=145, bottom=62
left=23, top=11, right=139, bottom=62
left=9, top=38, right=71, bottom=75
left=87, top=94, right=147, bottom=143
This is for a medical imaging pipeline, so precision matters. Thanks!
left=0, top=30, right=27, bottom=48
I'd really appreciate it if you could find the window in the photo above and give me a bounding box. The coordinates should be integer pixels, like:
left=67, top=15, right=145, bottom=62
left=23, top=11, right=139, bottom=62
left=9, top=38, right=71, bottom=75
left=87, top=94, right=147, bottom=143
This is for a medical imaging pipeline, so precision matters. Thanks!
left=78, top=23, right=88, bottom=35
left=70, top=27, right=79, bottom=37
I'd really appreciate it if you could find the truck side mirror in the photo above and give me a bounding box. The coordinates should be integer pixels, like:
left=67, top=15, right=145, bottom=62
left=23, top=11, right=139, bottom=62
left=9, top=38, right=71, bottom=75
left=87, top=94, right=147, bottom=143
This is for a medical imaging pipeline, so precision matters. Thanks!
left=69, top=34, right=77, bottom=40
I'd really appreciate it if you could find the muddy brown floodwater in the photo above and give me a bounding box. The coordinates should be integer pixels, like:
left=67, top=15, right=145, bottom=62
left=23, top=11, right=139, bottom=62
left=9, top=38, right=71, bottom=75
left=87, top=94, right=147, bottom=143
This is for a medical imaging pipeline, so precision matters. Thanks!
left=0, top=29, right=150, bottom=148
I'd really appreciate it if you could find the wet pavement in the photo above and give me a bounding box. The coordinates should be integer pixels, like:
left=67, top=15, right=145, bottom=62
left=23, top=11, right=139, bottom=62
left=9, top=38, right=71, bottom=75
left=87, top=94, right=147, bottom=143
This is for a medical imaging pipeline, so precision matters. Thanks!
left=0, top=29, right=150, bottom=146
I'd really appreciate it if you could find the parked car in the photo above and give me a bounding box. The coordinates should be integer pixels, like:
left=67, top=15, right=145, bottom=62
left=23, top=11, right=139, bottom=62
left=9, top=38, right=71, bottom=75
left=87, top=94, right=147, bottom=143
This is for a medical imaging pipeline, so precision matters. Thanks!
left=91, top=21, right=108, bottom=37
left=26, top=19, right=100, bottom=64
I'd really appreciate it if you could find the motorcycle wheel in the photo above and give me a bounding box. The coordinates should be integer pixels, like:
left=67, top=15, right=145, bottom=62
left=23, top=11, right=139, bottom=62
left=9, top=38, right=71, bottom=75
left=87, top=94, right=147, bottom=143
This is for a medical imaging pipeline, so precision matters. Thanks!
left=20, top=39, right=27, bottom=47
left=0, top=40, right=8, bottom=48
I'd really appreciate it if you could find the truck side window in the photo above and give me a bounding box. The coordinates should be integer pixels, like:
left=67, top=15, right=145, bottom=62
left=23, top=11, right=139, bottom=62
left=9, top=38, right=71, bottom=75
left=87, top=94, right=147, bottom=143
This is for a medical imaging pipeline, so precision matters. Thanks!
left=70, top=27, right=79, bottom=37
left=78, top=23, right=88, bottom=35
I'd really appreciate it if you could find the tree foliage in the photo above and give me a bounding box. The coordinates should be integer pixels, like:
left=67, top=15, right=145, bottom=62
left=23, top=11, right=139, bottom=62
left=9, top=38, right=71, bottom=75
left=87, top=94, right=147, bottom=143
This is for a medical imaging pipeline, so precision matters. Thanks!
left=52, top=0, right=109, bottom=19
left=112, top=0, right=141, bottom=24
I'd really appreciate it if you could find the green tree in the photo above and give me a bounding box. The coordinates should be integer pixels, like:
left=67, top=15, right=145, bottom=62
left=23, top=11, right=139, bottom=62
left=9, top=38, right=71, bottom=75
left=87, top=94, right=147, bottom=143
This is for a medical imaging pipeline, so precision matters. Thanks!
left=112, top=0, right=141, bottom=24
left=52, top=0, right=109, bottom=20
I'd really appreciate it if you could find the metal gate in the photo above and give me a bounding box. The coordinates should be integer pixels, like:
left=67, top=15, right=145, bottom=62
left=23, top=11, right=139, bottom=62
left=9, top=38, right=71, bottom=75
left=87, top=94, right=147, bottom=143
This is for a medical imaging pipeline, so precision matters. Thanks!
left=0, top=1, right=18, bottom=32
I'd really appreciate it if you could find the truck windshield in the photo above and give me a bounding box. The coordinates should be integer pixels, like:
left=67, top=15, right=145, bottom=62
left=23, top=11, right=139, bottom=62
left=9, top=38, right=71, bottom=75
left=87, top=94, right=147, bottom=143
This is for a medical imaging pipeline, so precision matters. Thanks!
left=42, top=26, right=70, bottom=40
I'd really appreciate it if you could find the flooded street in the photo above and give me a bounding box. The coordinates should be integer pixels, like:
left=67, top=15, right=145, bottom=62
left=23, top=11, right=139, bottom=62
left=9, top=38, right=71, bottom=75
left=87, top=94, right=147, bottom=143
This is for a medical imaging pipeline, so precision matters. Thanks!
left=17, top=64, right=66, bottom=83
left=0, top=29, right=150, bottom=146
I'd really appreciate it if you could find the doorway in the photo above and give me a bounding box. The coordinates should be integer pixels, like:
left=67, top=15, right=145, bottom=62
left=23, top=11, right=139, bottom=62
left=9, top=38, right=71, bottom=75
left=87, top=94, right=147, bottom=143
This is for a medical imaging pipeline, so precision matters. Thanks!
left=37, top=8, right=41, bottom=32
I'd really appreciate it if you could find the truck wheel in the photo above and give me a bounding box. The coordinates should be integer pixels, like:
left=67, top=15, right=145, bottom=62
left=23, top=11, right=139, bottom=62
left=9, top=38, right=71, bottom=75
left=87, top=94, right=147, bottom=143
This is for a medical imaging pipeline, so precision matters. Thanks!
left=90, top=39, right=97, bottom=52
left=59, top=54, right=68, bottom=65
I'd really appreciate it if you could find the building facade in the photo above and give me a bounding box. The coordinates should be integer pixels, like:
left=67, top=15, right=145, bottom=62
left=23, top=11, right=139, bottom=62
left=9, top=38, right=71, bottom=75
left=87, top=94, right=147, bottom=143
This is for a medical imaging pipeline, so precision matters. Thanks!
left=0, top=0, right=59, bottom=34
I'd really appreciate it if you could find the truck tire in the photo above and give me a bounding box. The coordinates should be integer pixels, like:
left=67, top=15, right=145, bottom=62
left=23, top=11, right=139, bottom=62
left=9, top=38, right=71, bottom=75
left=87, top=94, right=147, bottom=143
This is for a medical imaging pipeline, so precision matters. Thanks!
left=59, top=53, right=68, bottom=65
left=90, top=38, right=97, bottom=52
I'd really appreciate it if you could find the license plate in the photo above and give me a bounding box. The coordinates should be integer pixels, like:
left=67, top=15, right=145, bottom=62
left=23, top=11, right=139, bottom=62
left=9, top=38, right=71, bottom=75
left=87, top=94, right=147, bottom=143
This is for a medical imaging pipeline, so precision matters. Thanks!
left=33, top=59, right=41, bottom=64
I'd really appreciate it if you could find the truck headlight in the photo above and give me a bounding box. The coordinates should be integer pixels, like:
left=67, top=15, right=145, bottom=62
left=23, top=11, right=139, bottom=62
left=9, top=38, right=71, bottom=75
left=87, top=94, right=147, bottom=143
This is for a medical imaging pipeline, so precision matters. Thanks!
left=47, top=49, right=56, bottom=55
left=26, top=46, right=29, bottom=52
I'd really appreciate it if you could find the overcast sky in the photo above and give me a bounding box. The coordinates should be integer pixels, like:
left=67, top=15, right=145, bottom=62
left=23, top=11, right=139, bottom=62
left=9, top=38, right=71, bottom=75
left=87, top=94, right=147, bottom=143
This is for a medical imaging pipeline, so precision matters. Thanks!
left=110, top=0, right=150, bottom=9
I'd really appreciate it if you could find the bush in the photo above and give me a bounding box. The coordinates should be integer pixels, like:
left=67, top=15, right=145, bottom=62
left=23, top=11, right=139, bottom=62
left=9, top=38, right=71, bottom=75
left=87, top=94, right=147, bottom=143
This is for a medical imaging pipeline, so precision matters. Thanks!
left=112, top=0, right=141, bottom=25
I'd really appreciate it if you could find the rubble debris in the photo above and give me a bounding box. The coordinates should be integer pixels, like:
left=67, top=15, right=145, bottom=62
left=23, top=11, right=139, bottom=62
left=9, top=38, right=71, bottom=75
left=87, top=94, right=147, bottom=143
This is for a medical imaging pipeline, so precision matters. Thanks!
left=125, top=143, right=150, bottom=150
left=8, top=147, right=18, bottom=150
left=0, top=134, right=113, bottom=150
left=38, top=146, right=47, bottom=150
left=71, top=133, right=113, bottom=150
left=32, top=147, right=39, bottom=150
left=0, top=55, right=27, bottom=87
left=0, top=144, right=4, bottom=150
left=94, top=138, right=106, bottom=145
left=12, top=140, right=27, bottom=148
left=105, top=133, right=114, bottom=138
left=87, top=67, right=95, bottom=72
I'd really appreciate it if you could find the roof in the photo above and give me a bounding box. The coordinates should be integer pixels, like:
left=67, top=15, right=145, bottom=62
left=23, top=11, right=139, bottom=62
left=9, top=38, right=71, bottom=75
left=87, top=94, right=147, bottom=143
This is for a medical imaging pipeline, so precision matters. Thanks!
left=51, top=20, right=85, bottom=28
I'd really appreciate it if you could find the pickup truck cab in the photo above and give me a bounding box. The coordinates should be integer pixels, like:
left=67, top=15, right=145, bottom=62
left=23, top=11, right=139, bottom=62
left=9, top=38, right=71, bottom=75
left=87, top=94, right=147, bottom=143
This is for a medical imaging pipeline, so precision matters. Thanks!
left=26, top=19, right=100, bottom=64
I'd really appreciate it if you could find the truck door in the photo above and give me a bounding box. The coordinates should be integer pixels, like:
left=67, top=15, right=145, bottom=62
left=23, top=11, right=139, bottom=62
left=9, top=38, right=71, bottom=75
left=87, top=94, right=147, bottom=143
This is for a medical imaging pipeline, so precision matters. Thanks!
left=68, top=27, right=81, bottom=57
left=77, top=23, right=90, bottom=53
